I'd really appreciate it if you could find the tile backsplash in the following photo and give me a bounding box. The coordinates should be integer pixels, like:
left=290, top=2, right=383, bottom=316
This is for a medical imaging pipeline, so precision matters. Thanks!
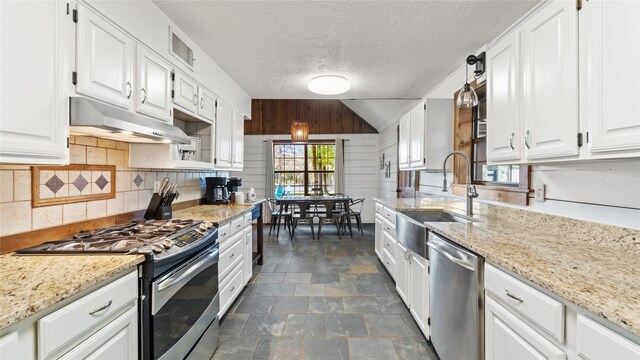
left=0, top=136, right=223, bottom=237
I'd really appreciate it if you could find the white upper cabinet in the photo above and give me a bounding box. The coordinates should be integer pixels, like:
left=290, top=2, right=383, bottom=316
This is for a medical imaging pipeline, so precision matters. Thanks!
left=0, top=0, right=69, bottom=164
left=580, top=0, right=640, bottom=156
left=135, top=46, right=172, bottom=122
left=198, top=86, right=217, bottom=123
left=521, top=0, right=579, bottom=160
left=409, top=104, right=425, bottom=168
left=398, top=113, right=411, bottom=169
left=487, top=31, right=521, bottom=163
left=399, top=100, right=453, bottom=170
left=215, top=99, right=233, bottom=169
left=231, top=109, right=245, bottom=170
left=172, top=70, right=199, bottom=115
left=76, top=4, right=133, bottom=110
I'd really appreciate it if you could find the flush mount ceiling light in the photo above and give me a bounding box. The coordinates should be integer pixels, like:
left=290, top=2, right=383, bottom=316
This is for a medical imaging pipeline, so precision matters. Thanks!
left=290, top=121, right=309, bottom=143
left=308, top=75, right=351, bottom=95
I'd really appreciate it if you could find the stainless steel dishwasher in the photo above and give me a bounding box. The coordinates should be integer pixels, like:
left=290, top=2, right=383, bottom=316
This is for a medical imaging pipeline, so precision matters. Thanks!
left=428, top=232, right=483, bottom=360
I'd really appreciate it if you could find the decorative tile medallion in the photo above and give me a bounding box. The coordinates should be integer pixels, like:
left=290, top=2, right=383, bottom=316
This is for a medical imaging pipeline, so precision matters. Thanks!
left=133, top=174, right=144, bottom=188
left=44, top=175, right=65, bottom=194
left=72, top=174, right=89, bottom=192
left=95, top=175, right=109, bottom=190
left=32, top=165, right=116, bottom=208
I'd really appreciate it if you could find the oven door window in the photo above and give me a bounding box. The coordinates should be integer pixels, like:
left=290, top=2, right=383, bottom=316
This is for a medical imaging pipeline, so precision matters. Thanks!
left=152, top=248, right=219, bottom=357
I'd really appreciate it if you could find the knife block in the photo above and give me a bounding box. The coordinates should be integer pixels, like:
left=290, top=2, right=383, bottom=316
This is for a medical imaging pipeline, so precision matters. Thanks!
left=144, top=193, right=172, bottom=220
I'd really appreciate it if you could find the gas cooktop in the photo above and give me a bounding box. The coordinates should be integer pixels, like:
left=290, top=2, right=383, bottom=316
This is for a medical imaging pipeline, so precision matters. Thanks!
left=15, top=219, right=215, bottom=256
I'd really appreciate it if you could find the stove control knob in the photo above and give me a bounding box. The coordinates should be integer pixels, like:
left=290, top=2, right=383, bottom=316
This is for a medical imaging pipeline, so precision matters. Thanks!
left=151, top=244, right=164, bottom=254
left=162, top=239, right=174, bottom=249
left=204, top=221, right=213, bottom=229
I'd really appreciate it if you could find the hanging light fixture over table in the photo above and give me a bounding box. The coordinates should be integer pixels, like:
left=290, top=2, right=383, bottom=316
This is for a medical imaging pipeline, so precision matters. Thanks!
left=290, top=121, right=309, bottom=143
left=457, top=52, right=485, bottom=108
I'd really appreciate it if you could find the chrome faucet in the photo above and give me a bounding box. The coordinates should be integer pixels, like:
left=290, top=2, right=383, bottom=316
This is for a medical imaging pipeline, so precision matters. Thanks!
left=442, top=151, right=478, bottom=216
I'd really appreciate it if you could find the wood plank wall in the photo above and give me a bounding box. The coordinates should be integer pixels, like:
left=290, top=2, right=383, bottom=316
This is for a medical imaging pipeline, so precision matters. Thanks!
left=245, top=99, right=378, bottom=135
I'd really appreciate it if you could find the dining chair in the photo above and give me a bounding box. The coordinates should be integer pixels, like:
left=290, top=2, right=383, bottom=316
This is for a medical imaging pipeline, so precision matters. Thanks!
left=267, top=198, right=291, bottom=237
left=340, top=198, right=365, bottom=236
left=317, top=201, right=343, bottom=240
left=291, top=201, right=315, bottom=240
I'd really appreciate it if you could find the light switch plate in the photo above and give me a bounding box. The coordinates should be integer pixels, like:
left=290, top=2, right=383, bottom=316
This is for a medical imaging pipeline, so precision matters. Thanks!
left=535, top=181, right=545, bottom=202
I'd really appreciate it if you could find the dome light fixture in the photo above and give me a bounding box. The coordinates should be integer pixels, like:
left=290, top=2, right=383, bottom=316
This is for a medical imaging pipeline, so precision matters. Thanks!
left=308, top=75, right=351, bottom=95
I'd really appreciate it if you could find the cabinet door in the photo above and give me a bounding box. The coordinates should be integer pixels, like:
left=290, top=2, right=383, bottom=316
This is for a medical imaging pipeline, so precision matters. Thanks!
left=581, top=0, right=640, bottom=154
left=0, top=0, right=69, bottom=164
left=485, top=296, right=566, bottom=360
left=215, top=99, right=233, bottom=169
left=395, top=241, right=411, bottom=306
left=374, top=216, right=383, bottom=259
left=76, top=4, right=133, bottom=109
left=59, top=306, right=137, bottom=360
left=521, top=1, right=579, bottom=160
left=197, top=86, right=216, bottom=122
left=410, top=254, right=430, bottom=339
left=576, top=314, right=640, bottom=360
left=135, top=46, right=172, bottom=122
left=231, top=109, right=244, bottom=170
left=487, top=32, right=521, bottom=162
left=409, top=103, right=425, bottom=168
left=398, top=113, right=411, bottom=169
left=172, top=70, right=198, bottom=115
left=244, top=227, right=253, bottom=284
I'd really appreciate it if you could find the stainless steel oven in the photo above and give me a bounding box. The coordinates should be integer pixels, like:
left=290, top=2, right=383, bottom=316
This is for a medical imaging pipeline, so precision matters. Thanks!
left=142, top=242, right=220, bottom=360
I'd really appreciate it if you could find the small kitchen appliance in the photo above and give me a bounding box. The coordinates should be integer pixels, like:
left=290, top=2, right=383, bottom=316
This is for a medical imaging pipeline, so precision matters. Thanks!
left=226, top=178, right=242, bottom=198
left=205, top=177, right=229, bottom=204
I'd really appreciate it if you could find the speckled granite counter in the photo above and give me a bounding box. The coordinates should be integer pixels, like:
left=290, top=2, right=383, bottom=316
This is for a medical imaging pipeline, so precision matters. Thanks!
left=172, top=200, right=265, bottom=225
left=0, top=254, right=144, bottom=330
left=374, top=197, right=640, bottom=336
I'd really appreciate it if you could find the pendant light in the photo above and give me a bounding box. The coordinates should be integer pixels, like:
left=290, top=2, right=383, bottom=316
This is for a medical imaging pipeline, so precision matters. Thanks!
left=457, top=53, right=485, bottom=108
left=290, top=121, right=309, bottom=143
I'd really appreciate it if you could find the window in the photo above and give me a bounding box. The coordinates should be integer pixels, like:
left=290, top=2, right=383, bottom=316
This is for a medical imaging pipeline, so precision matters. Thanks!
left=273, top=142, right=335, bottom=196
left=472, top=84, right=520, bottom=185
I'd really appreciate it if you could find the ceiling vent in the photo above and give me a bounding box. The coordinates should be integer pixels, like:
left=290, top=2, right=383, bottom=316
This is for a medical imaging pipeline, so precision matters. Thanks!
left=169, top=27, right=194, bottom=70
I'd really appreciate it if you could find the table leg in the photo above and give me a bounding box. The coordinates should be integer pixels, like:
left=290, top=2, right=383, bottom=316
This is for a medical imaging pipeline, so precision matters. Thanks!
left=257, top=202, right=264, bottom=265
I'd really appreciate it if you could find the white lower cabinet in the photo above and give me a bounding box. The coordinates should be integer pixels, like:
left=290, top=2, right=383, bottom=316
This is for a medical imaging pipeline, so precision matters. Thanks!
left=576, top=314, right=640, bottom=360
left=395, top=241, right=410, bottom=306
left=243, top=226, right=253, bottom=284
left=0, top=332, right=21, bottom=359
left=485, top=296, right=566, bottom=360
left=409, top=254, right=429, bottom=339
left=59, top=306, right=137, bottom=360
left=374, top=215, right=384, bottom=259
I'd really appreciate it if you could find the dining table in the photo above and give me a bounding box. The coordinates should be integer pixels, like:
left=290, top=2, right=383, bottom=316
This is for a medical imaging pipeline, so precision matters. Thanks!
left=275, top=195, right=353, bottom=239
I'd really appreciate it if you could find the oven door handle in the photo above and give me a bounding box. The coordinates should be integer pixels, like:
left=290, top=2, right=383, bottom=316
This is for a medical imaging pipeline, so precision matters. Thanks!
left=158, top=247, right=219, bottom=291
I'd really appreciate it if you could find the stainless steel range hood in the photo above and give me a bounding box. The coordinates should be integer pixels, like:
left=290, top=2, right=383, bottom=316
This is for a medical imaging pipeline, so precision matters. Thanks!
left=69, top=97, right=191, bottom=144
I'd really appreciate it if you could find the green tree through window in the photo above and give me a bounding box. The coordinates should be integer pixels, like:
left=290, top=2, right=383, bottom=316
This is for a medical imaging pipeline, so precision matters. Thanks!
left=273, top=142, right=336, bottom=196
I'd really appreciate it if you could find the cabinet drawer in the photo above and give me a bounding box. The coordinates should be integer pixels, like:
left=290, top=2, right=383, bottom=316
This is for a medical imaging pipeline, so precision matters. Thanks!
left=375, top=202, right=383, bottom=214
left=383, top=218, right=396, bottom=237
left=383, top=231, right=396, bottom=259
left=485, top=264, right=564, bottom=341
left=219, top=266, right=244, bottom=316
left=59, top=306, right=137, bottom=360
left=244, top=212, right=252, bottom=227
left=383, top=207, right=396, bottom=225
left=38, top=271, right=137, bottom=359
left=382, top=248, right=396, bottom=280
left=231, top=217, right=244, bottom=235
left=577, top=314, right=640, bottom=359
left=219, top=233, right=243, bottom=280
left=218, top=223, right=230, bottom=242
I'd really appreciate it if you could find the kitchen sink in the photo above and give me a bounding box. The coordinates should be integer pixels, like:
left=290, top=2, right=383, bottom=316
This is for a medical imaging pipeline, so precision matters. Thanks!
left=395, top=210, right=475, bottom=259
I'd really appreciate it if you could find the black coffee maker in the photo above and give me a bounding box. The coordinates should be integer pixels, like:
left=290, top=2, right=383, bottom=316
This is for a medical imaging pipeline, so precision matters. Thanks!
left=227, top=178, right=242, bottom=196
left=204, top=177, right=229, bottom=204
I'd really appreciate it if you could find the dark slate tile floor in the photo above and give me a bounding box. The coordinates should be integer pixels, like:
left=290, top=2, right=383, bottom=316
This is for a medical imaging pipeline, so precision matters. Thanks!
left=212, top=224, right=439, bottom=360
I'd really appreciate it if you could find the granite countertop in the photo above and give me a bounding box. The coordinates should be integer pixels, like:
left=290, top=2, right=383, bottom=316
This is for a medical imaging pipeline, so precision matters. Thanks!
left=0, top=254, right=144, bottom=330
left=172, top=200, right=264, bottom=225
left=374, top=197, right=640, bottom=336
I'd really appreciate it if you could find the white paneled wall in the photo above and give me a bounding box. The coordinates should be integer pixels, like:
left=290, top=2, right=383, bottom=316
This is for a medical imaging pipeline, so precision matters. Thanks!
left=378, top=126, right=398, bottom=199
left=238, top=134, right=379, bottom=223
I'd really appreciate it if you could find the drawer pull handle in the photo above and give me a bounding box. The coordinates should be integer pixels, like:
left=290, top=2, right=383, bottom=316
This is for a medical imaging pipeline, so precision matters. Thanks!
left=230, top=253, right=235, bottom=258
left=505, top=290, right=524, bottom=303
left=89, top=300, right=112, bottom=315
left=230, top=286, right=235, bottom=292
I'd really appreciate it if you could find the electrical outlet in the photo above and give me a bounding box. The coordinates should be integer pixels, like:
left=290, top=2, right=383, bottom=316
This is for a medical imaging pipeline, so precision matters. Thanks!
left=153, top=181, right=160, bottom=194
left=535, top=181, right=545, bottom=202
